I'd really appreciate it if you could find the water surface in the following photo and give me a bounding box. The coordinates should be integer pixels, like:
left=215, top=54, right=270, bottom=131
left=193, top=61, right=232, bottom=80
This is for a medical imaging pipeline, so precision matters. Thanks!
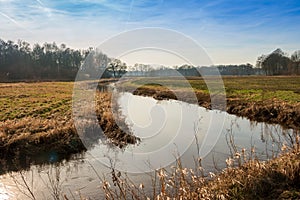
left=0, top=92, right=295, bottom=199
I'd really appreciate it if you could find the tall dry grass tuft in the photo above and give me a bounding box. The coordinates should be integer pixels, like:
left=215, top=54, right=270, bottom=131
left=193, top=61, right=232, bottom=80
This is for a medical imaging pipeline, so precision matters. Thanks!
left=11, top=139, right=300, bottom=200
left=201, top=139, right=300, bottom=199
left=0, top=115, right=83, bottom=158
left=100, top=130, right=300, bottom=199
left=95, top=91, right=140, bottom=147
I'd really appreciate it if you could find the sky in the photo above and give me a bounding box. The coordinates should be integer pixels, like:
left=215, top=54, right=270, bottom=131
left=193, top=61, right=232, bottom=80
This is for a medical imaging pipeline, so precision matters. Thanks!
left=1, top=0, right=300, bottom=65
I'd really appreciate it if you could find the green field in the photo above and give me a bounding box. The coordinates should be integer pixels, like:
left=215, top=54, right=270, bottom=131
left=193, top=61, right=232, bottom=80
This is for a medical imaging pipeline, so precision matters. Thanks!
left=0, top=82, right=72, bottom=121
left=126, top=76, right=300, bottom=104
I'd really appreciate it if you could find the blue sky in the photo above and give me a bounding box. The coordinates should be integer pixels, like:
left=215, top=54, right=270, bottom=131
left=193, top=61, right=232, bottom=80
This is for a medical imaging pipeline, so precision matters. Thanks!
left=1, top=0, right=300, bottom=65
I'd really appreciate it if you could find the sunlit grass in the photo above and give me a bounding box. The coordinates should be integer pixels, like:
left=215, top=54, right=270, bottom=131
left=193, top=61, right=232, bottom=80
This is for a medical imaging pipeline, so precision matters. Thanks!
left=0, top=82, right=73, bottom=121
left=0, top=82, right=77, bottom=155
left=0, top=81, right=138, bottom=164
left=126, top=76, right=300, bottom=104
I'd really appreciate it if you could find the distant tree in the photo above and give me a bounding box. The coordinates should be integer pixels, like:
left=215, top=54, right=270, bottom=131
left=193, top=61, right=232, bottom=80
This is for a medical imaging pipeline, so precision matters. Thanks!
left=32, top=43, right=44, bottom=68
left=94, top=51, right=110, bottom=72
left=107, top=59, right=127, bottom=78
left=107, top=59, right=122, bottom=78
left=0, top=38, right=133, bottom=80
left=117, top=62, right=127, bottom=77
left=256, top=55, right=266, bottom=68
left=178, top=64, right=199, bottom=76
left=258, top=48, right=291, bottom=75
left=0, top=38, right=88, bottom=81
left=290, top=50, right=300, bottom=74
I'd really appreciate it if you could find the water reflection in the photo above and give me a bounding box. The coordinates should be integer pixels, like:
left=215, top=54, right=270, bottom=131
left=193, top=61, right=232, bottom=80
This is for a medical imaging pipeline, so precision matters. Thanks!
left=85, top=92, right=296, bottom=174
left=0, top=154, right=111, bottom=199
left=0, top=151, right=80, bottom=175
left=0, top=91, right=297, bottom=199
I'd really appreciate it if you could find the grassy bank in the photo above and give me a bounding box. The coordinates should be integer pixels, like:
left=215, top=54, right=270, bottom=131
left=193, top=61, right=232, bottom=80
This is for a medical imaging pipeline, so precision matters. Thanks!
left=99, top=138, right=300, bottom=199
left=121, top=76, right=300, bottom=129
left=0, top=82, right=82, bottom=159
left=0, top=81, right=138, bottom=172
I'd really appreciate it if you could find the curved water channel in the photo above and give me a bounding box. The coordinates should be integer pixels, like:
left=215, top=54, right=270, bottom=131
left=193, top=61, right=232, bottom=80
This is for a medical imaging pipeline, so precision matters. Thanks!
left=0, top=91, right=296, bottom=199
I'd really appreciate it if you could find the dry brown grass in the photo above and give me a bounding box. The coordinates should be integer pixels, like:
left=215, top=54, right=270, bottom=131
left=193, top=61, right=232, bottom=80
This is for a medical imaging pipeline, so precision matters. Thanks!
left=0, top=82, right=82, bottom=159
left=0, top=81, right=138, bottom=168
left=99, top=138, right=300, bottom=200
left=199, top=134, right=300, bottom=200
left=95, top=91, right=140, bottom=147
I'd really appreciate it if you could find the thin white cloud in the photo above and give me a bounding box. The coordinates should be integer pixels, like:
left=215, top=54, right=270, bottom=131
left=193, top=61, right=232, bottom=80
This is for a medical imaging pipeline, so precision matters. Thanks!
left=71, top=0, right=130, bottom=12
left=0, top=11, right=34, bottom=33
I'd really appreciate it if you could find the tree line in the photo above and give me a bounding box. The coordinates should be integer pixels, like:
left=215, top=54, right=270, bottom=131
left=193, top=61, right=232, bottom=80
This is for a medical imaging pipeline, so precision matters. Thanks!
left=1, top=38, right=299, bottom=82
left=0, top=39, right=87, bottom=81
left=0, top=38, right=130, bottom=81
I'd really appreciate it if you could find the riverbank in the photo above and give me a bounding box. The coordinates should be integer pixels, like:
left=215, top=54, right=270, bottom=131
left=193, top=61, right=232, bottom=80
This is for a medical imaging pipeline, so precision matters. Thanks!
left=0, top=82, right=80, bottom=169
left=100, top=140, right=300, bottom=199
left=0, top=80, right=138, bottom=173
left=121, top=76, right=300, bottom=130
left=97, top=76, right=300, bottom=199
left=2, top=76, right=298, bottom=159
left=201, top=144, right=300, bottom=199
left=1, top=76, right=298, bottom=168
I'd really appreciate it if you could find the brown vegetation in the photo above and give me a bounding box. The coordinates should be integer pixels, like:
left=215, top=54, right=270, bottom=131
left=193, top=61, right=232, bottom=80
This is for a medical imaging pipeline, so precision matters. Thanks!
left=0, top=81, right=138, bottom=172
left=99, top=133, right=300, bottom=199
left=95, top=91, right=140, bottom=147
